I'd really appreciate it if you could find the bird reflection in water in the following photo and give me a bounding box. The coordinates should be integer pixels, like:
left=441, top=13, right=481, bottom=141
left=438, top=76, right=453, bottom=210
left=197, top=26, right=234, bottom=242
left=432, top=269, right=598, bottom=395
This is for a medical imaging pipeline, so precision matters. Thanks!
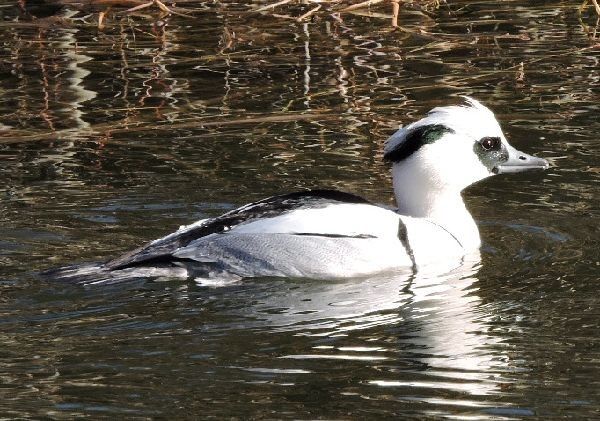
left=197, top=253, right=507, bottom=397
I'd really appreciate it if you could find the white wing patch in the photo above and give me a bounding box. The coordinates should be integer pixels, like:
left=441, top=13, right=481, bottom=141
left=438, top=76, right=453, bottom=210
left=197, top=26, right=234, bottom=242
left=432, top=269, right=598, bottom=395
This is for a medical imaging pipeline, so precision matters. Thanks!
left=229, top=203, right=401, bottom=238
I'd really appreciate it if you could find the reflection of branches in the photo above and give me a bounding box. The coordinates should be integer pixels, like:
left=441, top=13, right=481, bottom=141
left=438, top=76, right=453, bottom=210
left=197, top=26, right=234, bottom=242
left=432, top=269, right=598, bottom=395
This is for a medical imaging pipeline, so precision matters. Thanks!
left=450, top=43, right=600, bottom=85
left=21, top=0, right=193, bottom=28
left=4, top=1, right=596, bottom=147
left=579, top=0, right=600, bottom=38
left=139, top=21, right=169, bottom=111
left=2, top=7, right=192, bottom=141
left=5, top=24, right=92, bottom=132
left=89, top=0, right=190, bottom=17
left=39, top=60, right=56, bottom=131
left=0, top=112, right=342, bottom=144
left=253, top=0, right=442, bottom=26
left=582, top=0, right=600, bottom=16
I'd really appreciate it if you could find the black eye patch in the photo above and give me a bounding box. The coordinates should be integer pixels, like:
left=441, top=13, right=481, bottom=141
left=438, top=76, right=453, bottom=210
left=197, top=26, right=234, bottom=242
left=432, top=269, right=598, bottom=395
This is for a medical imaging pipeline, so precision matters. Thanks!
left=384, top=124, right=455, bottom=162
left=479, top=136, right=501, bottom=151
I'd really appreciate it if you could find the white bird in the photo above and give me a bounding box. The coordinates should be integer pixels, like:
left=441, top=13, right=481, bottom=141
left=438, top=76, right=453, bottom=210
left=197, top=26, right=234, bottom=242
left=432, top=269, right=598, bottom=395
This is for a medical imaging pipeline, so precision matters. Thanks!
left=46, top=97, right=549, bottom=285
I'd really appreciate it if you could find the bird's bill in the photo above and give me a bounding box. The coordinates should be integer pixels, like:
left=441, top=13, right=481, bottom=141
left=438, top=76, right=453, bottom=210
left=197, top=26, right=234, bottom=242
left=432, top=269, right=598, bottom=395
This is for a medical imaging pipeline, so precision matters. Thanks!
left=493, top=146, right=549, bottom=174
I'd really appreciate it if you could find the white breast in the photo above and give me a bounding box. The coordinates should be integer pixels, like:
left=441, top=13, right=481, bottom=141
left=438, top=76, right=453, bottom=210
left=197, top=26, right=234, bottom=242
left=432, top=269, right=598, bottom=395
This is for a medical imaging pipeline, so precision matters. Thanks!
left=402, top=216, right=467, bottom=272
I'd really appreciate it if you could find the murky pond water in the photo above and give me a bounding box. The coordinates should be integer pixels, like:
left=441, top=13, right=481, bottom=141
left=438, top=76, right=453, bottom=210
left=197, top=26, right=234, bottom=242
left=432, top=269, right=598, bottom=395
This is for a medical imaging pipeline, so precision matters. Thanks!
left=1, top=0, right=599, bottom=418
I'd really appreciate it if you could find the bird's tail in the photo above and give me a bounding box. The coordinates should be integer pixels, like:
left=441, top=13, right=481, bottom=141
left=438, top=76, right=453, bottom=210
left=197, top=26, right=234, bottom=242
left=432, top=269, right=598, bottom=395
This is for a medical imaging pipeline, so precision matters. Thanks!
left=39, top=263, right=189, bottom=286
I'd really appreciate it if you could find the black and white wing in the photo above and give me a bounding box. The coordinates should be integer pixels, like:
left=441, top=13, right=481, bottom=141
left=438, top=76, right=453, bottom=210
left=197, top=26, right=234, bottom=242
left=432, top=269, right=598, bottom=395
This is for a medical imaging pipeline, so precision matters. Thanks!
left=105, top=189, right=383, bottom=270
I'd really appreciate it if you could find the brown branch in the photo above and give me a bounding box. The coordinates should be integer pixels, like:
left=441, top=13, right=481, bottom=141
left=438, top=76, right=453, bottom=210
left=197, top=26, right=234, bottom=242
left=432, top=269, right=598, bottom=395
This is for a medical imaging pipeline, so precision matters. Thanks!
left=98, top=7, right=111, bottom=29
left=296, top=4, right=321, bottom=22
left=339, top=0, right=385, bottom=13
left=123, top=1, right=154, bottom=13
left=91, top=0, right=147, bottom=5
left=153, top=0, right=171, bottom=14
left=255, top=0, right=294, bottom=13
left=391, top=0, right=399, bottom=28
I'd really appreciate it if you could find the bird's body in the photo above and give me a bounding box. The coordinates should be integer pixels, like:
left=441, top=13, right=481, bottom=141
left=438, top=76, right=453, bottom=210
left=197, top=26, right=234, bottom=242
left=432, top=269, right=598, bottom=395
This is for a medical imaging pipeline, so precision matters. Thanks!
left=45, top=98, right=549, bottom=285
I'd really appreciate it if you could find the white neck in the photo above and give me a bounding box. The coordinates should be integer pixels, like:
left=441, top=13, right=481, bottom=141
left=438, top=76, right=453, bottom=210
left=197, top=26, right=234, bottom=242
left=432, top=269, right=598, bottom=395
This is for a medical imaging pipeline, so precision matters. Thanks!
left=392, top=162, right=481, bottom=250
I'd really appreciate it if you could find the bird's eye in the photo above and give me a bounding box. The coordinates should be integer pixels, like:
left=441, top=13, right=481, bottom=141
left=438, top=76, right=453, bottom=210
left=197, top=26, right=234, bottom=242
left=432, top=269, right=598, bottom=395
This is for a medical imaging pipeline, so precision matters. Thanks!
left=479, top=136, right=501, bottom=151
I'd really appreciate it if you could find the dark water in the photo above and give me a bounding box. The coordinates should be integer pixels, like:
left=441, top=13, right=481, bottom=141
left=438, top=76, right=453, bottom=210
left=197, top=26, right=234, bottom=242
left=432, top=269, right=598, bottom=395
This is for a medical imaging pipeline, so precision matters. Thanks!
left=1, top=1, right=599, bottom=418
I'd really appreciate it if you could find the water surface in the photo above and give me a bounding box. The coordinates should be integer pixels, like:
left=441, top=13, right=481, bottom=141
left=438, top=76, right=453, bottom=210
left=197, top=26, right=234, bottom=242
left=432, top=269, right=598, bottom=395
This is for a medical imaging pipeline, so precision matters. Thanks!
left=1, top=1, right=599, bottom=418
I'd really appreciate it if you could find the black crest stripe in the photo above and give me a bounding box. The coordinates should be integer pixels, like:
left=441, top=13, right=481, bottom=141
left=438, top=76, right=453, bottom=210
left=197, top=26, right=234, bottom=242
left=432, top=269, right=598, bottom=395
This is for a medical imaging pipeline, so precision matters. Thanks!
left=384, top=124, right=455, bottom=162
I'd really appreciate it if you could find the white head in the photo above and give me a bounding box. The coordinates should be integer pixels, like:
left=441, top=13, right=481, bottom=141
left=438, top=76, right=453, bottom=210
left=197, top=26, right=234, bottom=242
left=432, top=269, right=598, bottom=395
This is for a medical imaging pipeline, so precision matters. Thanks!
left=384, top=97, right=548, bottom=222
